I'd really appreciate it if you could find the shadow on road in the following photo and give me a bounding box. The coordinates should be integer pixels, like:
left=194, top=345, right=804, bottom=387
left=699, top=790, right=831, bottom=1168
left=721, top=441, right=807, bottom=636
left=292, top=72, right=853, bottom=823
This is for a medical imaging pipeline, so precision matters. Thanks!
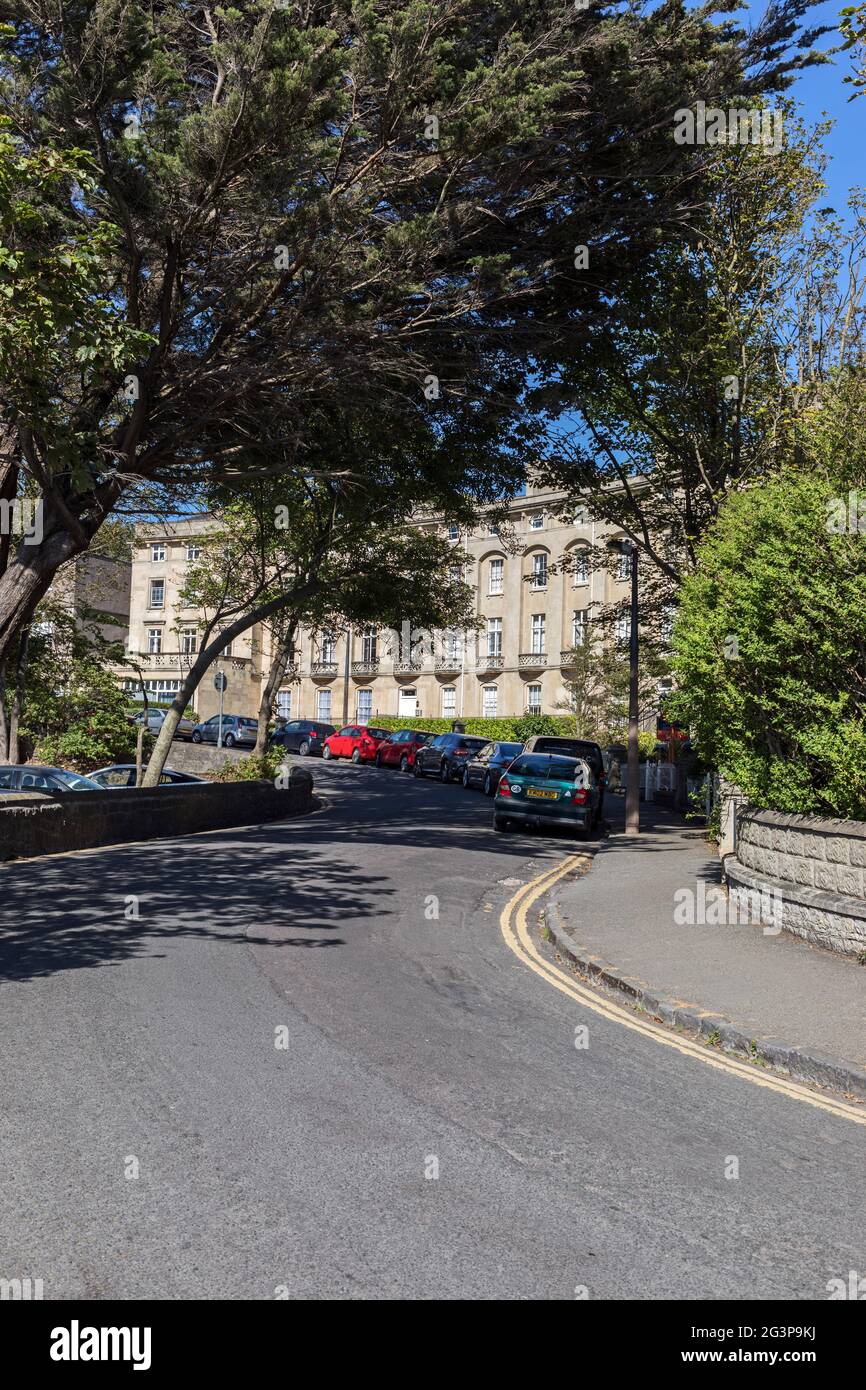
left=0, top=761, right=701, bottom=985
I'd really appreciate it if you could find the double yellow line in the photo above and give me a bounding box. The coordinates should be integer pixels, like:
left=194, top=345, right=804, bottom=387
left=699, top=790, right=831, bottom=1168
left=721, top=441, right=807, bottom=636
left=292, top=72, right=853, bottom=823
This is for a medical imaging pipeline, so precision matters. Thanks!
left=499, top=852, right=866, bottom=1128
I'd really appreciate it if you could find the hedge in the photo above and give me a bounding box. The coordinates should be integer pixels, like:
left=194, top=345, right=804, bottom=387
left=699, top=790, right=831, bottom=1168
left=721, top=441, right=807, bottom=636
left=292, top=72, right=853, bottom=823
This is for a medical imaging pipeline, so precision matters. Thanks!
left=370, top=714, right=583, bottom=742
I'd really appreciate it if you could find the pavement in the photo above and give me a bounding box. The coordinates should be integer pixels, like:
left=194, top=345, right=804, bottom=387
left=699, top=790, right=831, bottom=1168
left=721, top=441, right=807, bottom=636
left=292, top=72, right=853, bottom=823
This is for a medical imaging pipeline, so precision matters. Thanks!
left=549, top=797, right=866, bottom=1093
left=1, top=759, right=866, bottom=1299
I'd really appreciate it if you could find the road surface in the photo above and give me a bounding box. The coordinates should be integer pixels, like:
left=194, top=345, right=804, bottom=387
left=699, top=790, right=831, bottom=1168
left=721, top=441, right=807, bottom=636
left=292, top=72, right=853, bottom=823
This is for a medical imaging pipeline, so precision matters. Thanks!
left=1, top=759, right=864, bottom=1299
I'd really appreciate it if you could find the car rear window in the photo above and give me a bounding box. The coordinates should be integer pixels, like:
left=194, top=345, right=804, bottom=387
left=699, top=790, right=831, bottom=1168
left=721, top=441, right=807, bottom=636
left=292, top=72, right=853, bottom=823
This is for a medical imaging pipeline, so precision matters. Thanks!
left=508, top=756, right=553, bottom=778
left=367, top=728, right=390, bottom=739
left=460, top=738, right=487, bottom=751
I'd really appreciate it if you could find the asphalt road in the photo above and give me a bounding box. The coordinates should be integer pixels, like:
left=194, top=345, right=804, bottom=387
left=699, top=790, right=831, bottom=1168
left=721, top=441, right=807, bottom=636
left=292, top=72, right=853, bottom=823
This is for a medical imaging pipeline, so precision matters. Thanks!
left=1, top=759, right=864, bottom=1300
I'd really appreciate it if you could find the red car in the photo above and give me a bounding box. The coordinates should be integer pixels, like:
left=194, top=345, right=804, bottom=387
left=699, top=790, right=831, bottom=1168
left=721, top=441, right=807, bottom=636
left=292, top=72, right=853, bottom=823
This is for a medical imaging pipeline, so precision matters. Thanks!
left=374, top=728, right=434, bottom=772
left=322, top=724, right=392, bottom=764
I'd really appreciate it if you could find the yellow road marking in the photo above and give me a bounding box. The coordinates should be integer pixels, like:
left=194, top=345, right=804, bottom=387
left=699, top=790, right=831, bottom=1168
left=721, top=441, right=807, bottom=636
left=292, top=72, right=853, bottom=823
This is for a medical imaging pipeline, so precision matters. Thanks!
left=499, top=852, right=866, bottom=1128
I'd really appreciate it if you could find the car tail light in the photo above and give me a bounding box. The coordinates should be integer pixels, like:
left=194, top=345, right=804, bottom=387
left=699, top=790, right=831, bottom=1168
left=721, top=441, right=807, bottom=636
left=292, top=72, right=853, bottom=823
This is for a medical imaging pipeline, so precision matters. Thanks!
left=310, top=730, right=317, bottom=738
left=572, top=787, right=589, bottom=805
left=499, top=781, right=512, bottom=797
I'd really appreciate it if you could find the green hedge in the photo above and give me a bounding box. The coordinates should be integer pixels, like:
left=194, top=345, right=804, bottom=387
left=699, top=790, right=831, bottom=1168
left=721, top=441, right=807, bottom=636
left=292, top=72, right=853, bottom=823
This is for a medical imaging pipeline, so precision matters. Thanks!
left=371, top=714, right=583, bottom=742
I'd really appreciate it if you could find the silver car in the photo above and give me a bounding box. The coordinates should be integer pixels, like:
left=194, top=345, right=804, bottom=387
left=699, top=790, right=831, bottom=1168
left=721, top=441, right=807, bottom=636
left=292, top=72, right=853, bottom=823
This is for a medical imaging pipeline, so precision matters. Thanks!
left=132, top=708, right=196, bottom=740
left=191, top=714, right=259, bottom=748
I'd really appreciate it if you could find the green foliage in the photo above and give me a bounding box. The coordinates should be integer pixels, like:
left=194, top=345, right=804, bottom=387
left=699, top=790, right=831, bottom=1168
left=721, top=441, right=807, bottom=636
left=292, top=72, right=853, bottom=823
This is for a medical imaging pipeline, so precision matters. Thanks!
left=512, top=714, right=561, bottom=741
left=372, top=714, right=587, bottom=743
left=31, top=661, right=138, bottom=771
left=670, top=461, right=866, bottom=819
left=210, top=750, right=285, bottom=783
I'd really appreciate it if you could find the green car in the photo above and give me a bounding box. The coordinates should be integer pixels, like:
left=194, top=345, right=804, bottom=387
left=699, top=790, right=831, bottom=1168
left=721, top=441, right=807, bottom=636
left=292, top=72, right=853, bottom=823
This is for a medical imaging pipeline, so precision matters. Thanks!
left=493, top=753, right=599, bottom=836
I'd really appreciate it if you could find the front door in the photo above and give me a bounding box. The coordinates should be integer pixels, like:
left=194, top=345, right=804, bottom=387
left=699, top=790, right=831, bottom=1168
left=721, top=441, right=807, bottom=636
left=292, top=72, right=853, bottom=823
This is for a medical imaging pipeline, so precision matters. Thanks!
left=398, top=687, right=417, bottom=718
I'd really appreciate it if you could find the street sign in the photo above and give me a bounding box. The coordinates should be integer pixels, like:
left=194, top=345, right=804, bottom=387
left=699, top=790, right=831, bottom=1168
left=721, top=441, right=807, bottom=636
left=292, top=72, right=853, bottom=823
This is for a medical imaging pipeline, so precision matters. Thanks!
left=214, top=672, right=228, bottom=692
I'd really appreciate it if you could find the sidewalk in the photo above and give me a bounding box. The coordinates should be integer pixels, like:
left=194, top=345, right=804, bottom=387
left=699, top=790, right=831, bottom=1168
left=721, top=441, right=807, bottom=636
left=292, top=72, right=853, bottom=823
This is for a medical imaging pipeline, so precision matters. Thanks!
left=547, top=796, right=866, bottom=1096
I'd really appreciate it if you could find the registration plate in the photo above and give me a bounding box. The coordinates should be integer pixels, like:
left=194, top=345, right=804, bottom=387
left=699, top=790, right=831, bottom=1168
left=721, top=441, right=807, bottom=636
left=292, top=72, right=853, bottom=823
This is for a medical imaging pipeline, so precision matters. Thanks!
left=527, top=788, right=557, bottom=800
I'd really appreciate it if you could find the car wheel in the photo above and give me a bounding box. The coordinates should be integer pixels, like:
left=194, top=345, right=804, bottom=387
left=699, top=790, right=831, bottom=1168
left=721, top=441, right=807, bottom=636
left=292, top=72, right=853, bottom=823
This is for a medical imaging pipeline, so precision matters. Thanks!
left=462, top=767, right=470, bottom=788
left=224, top=733, right=235, bottom=748
left=494, top=816, right=508, bottom=832
left=298, top=740, right=310, bottom=756
left=322, top=744, right=332, bottom=760
left=374, top=752, right=382, bottom=768
left=440, top=761, right=450, bottom=782
left=351, top=748, right=361, bottom=764
left=483, top=772, right=493, bottom=796
left=191, top=730, right=202, bottom=743
left=413, top=758, right=423, bottom=778
left=400, top=755, right=409, bottom=773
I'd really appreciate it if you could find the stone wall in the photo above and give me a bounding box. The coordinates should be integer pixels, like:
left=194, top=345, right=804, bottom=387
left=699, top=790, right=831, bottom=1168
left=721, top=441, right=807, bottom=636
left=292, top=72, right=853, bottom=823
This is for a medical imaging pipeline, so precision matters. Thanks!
left=724, top=807, right=866, bottom=957
left=0, top=770, right=313, bottom=864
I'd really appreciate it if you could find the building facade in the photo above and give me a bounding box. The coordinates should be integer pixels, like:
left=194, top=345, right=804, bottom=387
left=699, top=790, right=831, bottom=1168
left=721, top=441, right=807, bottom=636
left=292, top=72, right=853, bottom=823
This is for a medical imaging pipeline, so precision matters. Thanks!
left=125, top=485, right=637, bottom=725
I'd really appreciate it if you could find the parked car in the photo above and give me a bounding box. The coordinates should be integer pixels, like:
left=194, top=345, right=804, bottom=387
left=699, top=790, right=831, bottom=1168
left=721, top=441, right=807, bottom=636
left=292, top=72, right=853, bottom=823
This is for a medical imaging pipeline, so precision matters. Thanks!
left=90, top=765, right=206, bottom=788
left=131, top=708, right=196, bottom=740
left=322, top=725, right=392, bottom=764
left=413, top=732, right=488, bottom=782
left=269, top=719, right=336, bottom=756
left=493, top=753, right=599, bottom=836
left=375, top=728, right=434, bottom=772
left=520, top=735, right=607, bottom=820
left=191, top=714, right=259, bottom=748
left=0, top=765, right=103, bottom=795
left=461, top=741, right=524, bottom=796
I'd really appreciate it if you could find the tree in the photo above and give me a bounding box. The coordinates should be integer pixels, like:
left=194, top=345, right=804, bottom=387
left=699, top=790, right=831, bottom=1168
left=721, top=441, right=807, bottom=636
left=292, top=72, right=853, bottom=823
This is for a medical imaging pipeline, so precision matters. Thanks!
left=141, top=409, right=482, bottom=783
left=556, top=619, right=663, bottom=742
left=841, top=3, right=866, bottom=95
left=534, top=108, right=865, bottom=629
left=0, top=0, right=826, bottom=666
left=668, top=421, right=866, bottom=818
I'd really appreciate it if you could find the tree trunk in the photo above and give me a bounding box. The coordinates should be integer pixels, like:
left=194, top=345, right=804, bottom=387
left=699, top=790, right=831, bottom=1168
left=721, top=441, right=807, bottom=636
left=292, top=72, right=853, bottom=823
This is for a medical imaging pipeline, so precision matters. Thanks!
left=0, top=661, right=9, bottom=762
left=254, top=621, right=297, bottom=756
left=8, top=625, right=30, bottom=765
left=0, top=525, right=84, bottom=664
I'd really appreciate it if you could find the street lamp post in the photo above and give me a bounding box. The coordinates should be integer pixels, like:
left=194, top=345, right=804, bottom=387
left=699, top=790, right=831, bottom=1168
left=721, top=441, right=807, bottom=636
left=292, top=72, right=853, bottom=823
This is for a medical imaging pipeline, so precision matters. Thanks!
left=609, top=538, right=640, bottom=836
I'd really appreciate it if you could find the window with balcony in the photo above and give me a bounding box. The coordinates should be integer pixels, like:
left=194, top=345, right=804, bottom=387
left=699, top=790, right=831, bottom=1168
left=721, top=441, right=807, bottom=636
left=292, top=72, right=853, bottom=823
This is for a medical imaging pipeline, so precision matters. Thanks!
left=482, top=684, right=498, bottom=717
left=526, top=684, right=542, bottom=714
left=530, top=613, right=546, bottom=654
left=488, top=558, right=504, bottom=595
left=361, top=627, right=378, bottom=663
left=148, top=579, right=164, bottom=608
left=615, top=613, right=631, bottom=646
left=572, top=609, right=588, bottom=647
left=443, top=630, right=461, bottom=661
left=616, top=550, right=631, bottom=582
left=530, top=553, right=547, bottom=590
left=441, top=686, right=456, bottom=718
left=572, top=549, right=589, bottom=585
left=147, top=628, right=162, bottom=654
left=320, top=631, right=337, bottom=663
left=179, top=628, right=198, bottom=654
left=151, top=544, right=165, bottom=563
left=529, top=512, right=544, bottom=531
left=486, top=617, right=502, bottom=657
left=220, top=638, right=233, bottom=658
